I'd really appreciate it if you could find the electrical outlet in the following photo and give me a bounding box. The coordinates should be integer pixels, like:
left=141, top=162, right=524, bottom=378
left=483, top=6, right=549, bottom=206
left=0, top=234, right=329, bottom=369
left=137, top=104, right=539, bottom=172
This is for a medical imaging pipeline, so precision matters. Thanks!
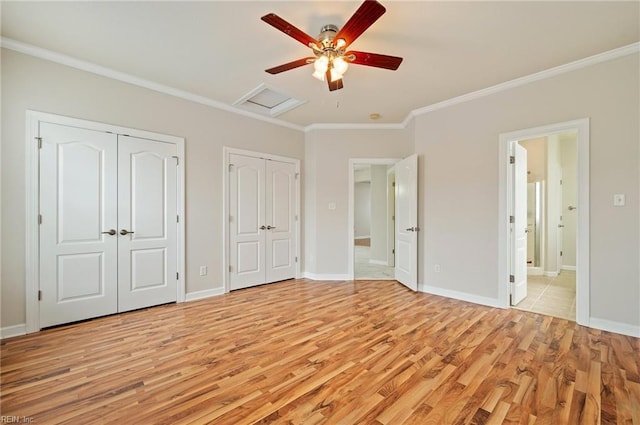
left=199, top=266, right=207, bottom=276
left=434, top=264, right=441, bottom=273
left=613, top=194, right=625, bottom=206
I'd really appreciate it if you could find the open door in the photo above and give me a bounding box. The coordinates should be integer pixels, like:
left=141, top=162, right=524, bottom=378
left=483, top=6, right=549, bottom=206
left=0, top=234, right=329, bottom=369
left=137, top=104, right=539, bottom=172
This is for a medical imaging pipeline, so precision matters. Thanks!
left=395, top=154, right=418, bottom=291
left=511, top=144, right=528, bottom=305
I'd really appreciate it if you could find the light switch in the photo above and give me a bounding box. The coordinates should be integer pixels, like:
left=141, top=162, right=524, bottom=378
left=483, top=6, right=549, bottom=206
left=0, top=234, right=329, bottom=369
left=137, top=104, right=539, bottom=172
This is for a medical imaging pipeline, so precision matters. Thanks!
left=613, top=194, right=625, bottom=207
left=328, top=202, right=336, bottom=210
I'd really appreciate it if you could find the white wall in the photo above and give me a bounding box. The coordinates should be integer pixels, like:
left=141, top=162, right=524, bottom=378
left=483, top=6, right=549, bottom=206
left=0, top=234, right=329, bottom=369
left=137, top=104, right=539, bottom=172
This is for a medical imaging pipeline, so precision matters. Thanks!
left=369, top=165, right=388, bottom=263
left=415, top=53, right=639, bottom=330
left=545, top=135, right=562, bottom=275
left=0, top=49, right=304, bottom=328
left=354, top=182, right=371, bottom=238
left=304, top=128, right=413, bottom=277
left=560, top=136, right=578, bottom=268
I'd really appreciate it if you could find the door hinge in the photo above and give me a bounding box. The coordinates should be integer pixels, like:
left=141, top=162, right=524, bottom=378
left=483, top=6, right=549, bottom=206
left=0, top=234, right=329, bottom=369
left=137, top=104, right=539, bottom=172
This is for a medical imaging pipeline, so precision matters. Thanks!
left=295, top=215, right=298, bottom=221
left=509, top=215, right=514, bottom=224
left=509, top=275, right=515, bottom=283
left=295, top=256, right=298, bottom=263
left=36, top=137, right=42, bottom=149
left=38, top=290, right=42, bottom=301
left=392, top=248, right=395, bottom=254
left=560, top=250, right=563, bottom=256
left=176, top=215, right=179, bottom=223
left=392, top=215, right=395, bottom=221
left=509, top=155, right=515, bottom=164
left=176, top=272, right=179, bottom=280
left=38, top=214, right=42, bottom=225
left=172, top=155, right=179, bottom=166
left=392, top=182, right=396, bottom=187
left=295, top=173, right=299, bottom=180
left=229, top=265, right=233, bottom=272
left=229, top=164, right=234, bottom=172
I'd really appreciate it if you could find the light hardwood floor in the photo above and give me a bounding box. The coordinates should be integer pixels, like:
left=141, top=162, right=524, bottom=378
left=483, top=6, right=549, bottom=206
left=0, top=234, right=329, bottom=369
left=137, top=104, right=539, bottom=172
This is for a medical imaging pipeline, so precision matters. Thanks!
left=2, top=279, right=639, bottom=424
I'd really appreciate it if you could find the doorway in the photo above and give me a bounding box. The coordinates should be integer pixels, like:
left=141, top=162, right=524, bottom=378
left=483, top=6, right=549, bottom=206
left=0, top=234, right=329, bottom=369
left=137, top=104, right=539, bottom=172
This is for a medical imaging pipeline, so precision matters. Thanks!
left=499, top=119, right=589, bottom=326
left=514, top=133, right=578, bottom=320
left=348, top=159, right=399, bottom=280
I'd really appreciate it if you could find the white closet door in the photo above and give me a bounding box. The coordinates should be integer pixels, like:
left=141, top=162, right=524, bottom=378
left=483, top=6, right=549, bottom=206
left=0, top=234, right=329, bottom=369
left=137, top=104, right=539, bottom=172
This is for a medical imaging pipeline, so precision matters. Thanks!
left=39, top=123, right=118, bottom=327
left=117, top=136, right=178, bottom=312
left=265, top=160, right=296, bottom=283
left=229, top=154, right=266, bottom=290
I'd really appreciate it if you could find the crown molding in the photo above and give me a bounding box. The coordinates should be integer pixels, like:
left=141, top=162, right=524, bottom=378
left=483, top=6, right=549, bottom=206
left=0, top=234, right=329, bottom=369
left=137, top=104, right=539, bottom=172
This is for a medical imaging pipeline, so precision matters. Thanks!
left=0, top=37, right=305, bottom=132
left=409, top=42, right=640, bottom=119
left=2, top=37, right=638, bottom=132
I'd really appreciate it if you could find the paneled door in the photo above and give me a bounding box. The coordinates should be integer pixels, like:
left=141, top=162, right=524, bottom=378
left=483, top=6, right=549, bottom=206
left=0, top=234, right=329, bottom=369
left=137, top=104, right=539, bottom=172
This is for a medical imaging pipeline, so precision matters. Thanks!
left=39, top=124, right=178, bottom=327
left=511, top=144, right=528, bottom=305
left=229, top=154, right=296, bottom=290
left=395, top=154, right=419, bottom=291
left=117, top=136, right=178, bottom=312
left=39, top=123, right=119, bottom=327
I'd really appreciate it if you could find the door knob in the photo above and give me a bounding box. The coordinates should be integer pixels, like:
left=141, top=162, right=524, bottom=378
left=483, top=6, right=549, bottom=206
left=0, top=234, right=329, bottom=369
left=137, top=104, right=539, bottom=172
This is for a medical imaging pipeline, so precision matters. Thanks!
left=259, top=225, right=266, bottom=230
left=120, top=229, right=135, bottom=235
left=101, top=229, right=116, bottom=236
left=406, top=227, right=414, bottom=232
left=266, top=225, right=276, bottom=230
left=558, top=224, right=565, bottom=228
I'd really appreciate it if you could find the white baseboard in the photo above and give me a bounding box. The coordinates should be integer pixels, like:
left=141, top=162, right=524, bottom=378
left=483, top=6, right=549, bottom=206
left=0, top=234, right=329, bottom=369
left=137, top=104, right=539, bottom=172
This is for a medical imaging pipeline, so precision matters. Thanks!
left=561, top=265, right=577, bottom=271
left=589, top=317, right=640, bottom=338
left=421, top=285, right=507, bottom=309
left=545, top=271, right=559, bottom=277
left=185, top=287, right=225, bottom=302
left=369, top=259, right=388, bottom=266
left=527, top=267, right=544, bottom=276
left=1, top=324, right=27, bottom=339
left=354, top=236, right=370, bottom=240
left=303, top=272, right=351, bottom=281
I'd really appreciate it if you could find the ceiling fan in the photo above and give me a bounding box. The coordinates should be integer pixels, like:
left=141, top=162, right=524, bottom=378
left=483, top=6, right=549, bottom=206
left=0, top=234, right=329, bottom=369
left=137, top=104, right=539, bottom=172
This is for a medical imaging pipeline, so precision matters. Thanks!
left=261, top=0, right=403, bottom=92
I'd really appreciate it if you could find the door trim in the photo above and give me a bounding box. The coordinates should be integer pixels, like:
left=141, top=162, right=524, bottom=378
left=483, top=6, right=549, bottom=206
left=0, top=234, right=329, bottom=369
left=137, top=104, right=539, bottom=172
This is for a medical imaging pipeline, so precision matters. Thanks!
left=25, top=110, right=186, bottom=333
left=498, top=118, right=589, bottom=326
left=347, top=158, right=400, bottom=280
left=222, top=147, right=301, bottom=293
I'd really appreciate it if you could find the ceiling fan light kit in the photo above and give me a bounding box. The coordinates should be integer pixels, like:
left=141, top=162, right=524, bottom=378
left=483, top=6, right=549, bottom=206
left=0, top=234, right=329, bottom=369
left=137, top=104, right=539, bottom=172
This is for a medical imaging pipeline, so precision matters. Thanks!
left=262, top=0, right=403, bottom=92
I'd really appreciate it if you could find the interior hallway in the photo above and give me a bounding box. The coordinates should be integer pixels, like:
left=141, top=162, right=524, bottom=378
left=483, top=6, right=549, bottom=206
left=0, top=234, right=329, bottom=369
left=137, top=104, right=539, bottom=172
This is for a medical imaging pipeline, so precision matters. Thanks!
left=354, top=239, right=395, bottom=280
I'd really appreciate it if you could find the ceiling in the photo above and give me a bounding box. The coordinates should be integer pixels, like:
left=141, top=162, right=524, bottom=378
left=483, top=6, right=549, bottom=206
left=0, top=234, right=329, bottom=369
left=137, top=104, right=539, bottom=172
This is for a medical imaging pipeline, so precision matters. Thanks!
left=2, top=1, right=639, bottom=128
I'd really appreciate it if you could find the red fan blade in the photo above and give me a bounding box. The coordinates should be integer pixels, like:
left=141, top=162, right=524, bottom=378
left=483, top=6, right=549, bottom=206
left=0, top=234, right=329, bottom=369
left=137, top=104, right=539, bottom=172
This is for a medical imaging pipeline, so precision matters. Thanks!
left=326, top=69, right=344, bottom=92
left=345, top=51, right=403, bottom=70
left=266, top=58, right=315, bottom=74
left=262, top=13, right=320, bottom=48
left=334, top=0, right=386, bottom=48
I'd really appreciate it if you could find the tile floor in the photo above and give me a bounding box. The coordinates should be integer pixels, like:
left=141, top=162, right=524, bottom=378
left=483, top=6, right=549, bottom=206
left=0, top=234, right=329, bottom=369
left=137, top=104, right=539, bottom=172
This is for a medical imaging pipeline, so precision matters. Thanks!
left=354, top=245, right=395, bottom=280
left=515, top=270, right=576, bottom=321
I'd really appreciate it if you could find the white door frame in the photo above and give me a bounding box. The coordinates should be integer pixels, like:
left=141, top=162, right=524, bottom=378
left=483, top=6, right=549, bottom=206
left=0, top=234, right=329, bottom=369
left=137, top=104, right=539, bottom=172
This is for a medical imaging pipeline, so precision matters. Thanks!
left=222, top=147, right=301, bottom=293
left=347, top=158, right=400, bottom=280
left=498, top=118, right=589, bottom=326
left=25, top=110, right=186, bottom=333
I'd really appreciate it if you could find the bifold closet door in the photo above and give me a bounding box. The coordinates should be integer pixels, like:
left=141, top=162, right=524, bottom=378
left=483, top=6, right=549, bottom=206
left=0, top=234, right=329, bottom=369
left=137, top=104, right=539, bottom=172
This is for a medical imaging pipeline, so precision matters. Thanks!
left=39, top=125, right=178, bottom=327
left=39, top=123, right=119, bottom=327
left=229, top=154, right=296, bottom=290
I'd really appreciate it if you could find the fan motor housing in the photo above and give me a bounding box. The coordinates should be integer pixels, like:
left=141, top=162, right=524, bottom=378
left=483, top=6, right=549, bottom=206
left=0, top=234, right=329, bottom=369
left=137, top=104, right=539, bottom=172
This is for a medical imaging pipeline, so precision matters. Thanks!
left=318, top=24, right=339, bottom=49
